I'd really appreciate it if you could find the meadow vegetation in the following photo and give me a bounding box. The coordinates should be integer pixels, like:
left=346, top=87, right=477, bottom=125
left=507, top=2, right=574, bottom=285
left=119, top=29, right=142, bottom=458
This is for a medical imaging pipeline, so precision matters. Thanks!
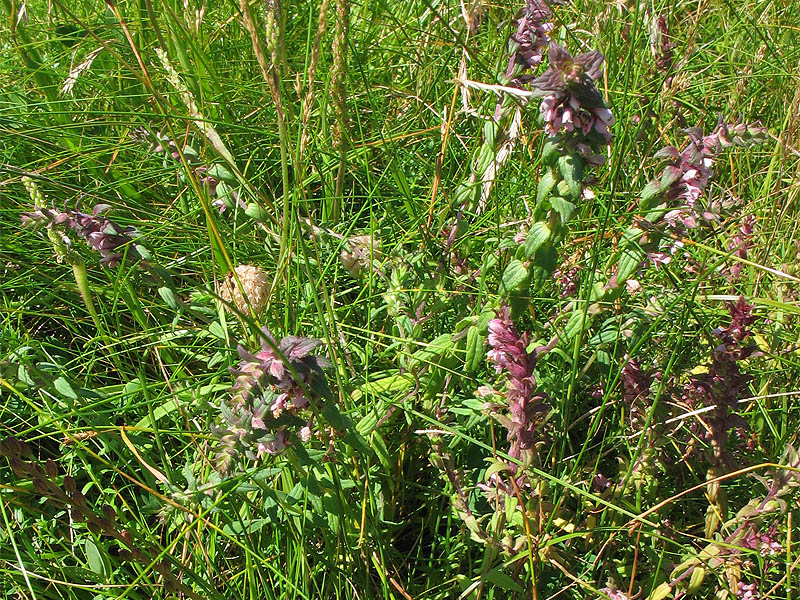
left=2, top=0, right=800, bottom=598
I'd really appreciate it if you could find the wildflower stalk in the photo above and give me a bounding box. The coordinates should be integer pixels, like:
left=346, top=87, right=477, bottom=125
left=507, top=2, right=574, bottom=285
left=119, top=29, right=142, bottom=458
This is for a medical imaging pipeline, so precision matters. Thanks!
left=497, top=41, right=613, bottom=306
left=449, top=1, right=555, bottom=220
left=70, top=260, right=105, bottom=338
left=437, top=18, right=613, bottom=302
left=558, top=118, right=767, bottom=345
left=21, top=178, right=117, bottom=366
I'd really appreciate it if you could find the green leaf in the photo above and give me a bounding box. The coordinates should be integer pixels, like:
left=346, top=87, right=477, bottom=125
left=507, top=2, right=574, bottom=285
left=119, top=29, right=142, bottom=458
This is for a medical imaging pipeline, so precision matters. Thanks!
left=542, top=139, right=560, bottom=165
left=589, top=317, right=622, bottom=347
left=370, top=431, right=392, bottom=477
left=521, top=221, right=551, bottom=259
left=207, top=164, right=235, bottom=182
left=639, top=180, right=661, bottom=208
left=687, top=565, right=706, bottom=594
left=320, top=401, right=350, bottom=431
left=245, top=202, right=269, bottom=222
left=484, top=459, right=511, bottom=480
left=620, top=224, right=645, bottom=245
left=223, top=518, right=272, bottom=535
left=214, top=180, right=234, bottom=205
left=474, top=142, right=497, bottom=174
left=134, top=392, right=193, bottom=429
left=84, top=538, right=108, bottom=579
left=549, top=196, right=576, bottom=224
left=454, top=181, right=479, bottom=207
left=464, top=326, right=485, bottom=373
left=616, top=245, right=645, bottom=284
left=410, top=334, right=453, bottom=365
left=537, top=170, right=556, bottom=205
left=208, top=321, right=227, bottom=339
left=158, top=286, right=180, bottom=310
left=562, top=309, right=588, bottom=343
left=484, top=568, right=524, bottom=593
left=500, top=259, right=529, bottom=294
left=648, top=582, right=673, bottom=600
left=54, top=376, right=78, bottom=400
left=483, top=120, right=498, bottom=148
left=509, top=291, right=529, bottom=319
left=558, top=154, right=584, bottom=198
left=356, top=402, right=383, bottom=435
left=532, top=244, right=557, bottom=273
left=133, top=244, right=151, bottom=260
left=352, top=373, right=414, bottom=402
left=556, top=179, right=572, bottom=197
left=659, top=166, right=682, bottom=193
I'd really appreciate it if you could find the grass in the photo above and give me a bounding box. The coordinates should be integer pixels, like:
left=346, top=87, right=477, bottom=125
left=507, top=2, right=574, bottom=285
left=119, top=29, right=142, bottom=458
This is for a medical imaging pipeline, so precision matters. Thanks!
left=1, top=0, right=800, bottom=598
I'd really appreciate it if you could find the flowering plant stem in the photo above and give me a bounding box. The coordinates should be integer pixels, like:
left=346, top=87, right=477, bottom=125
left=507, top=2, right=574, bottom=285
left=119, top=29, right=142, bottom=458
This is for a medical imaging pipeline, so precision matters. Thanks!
left=69, top=259, right=122, bottom=371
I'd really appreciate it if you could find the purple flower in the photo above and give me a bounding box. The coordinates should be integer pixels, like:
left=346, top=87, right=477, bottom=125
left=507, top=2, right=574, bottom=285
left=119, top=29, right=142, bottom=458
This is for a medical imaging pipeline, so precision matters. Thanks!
left=741, top=525, right=782, bottom=556
left=532, top=43, right=614, bottom=145
left=554, top=266, right=580, bottom=298
left=647, top=119, right=767, bottom=234
left=256, top=430, right=288, bottom=456
left=214, top=328, right=332, bottom=471
left=22, top=203, right=144, bottom=267
left=508, top=1, right=554, bottom=82
left=621, top=359, right=653, bottom=431
left=736, top=582, right=759, bottom=600
left=598, top=585, right=634, bottom=600
left=230, top=331, right=329, bottom=417
left=486, top=307, right=550, bottom=470
left=681, top=298, right=756, bottom=468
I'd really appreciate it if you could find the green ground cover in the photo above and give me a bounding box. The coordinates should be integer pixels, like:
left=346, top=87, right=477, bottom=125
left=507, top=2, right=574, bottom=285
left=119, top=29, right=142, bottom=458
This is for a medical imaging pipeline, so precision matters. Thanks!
left=2, top=0, right=800, bottom=598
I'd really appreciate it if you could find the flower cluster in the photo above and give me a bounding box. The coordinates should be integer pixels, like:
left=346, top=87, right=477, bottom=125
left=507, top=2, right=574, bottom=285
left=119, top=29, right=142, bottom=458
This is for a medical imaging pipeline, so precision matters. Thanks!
left=741, top=525, right=782, bottom=556
left=554, top=265, right=580, bottom=298
left=648, top=119, right=767, bottom=234
left=22, top=201, right=145, bottom=268
left=215, top=329, right=331, bottom=472
left=532, top=43, right=614, bottom=149
left=621, top=358, right=654, bottom=431
left=483, top=306, right=550, bottom=477
left=670, top=445, right=799, bottom=594
left=736, top=582, right=759, bottom=600
left=508, top=0, right=554, bottom=83
left=681, top=297, right=756, bottom=469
